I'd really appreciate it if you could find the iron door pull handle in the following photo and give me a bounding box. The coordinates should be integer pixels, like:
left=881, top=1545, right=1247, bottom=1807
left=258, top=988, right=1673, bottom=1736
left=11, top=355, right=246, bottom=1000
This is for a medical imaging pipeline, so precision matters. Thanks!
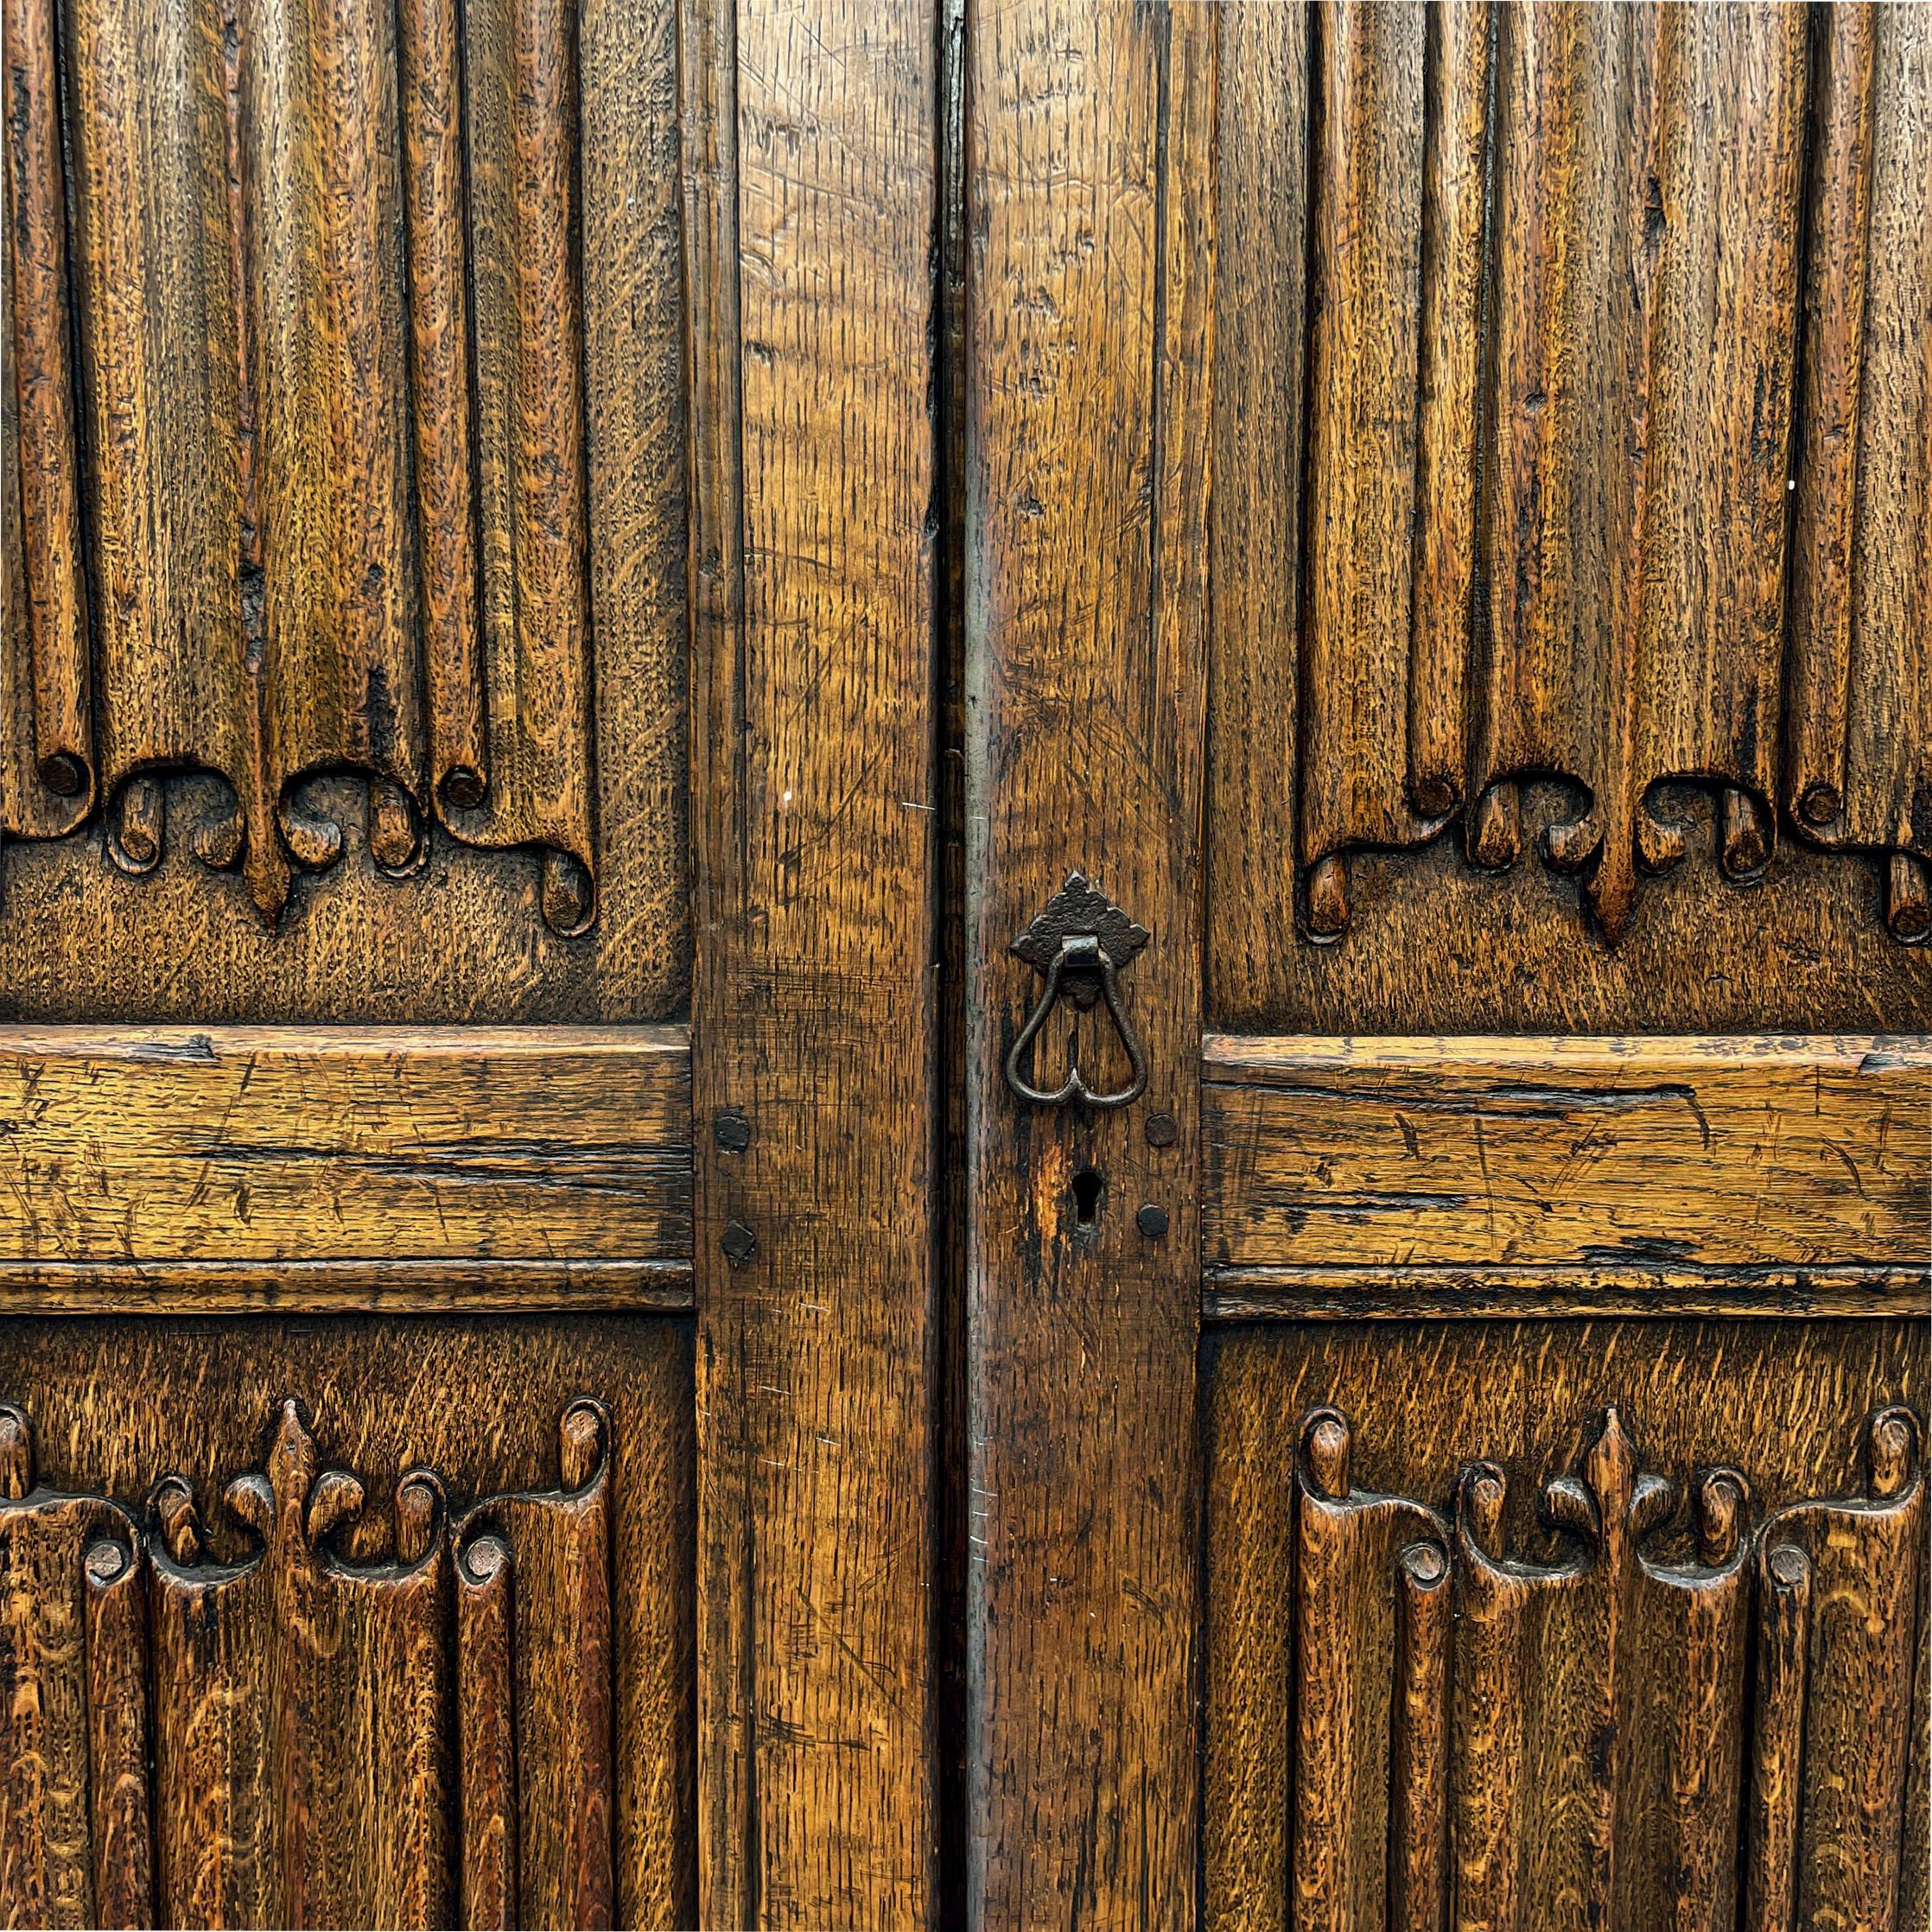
left=1005, top=932, right=1148, bottom=1109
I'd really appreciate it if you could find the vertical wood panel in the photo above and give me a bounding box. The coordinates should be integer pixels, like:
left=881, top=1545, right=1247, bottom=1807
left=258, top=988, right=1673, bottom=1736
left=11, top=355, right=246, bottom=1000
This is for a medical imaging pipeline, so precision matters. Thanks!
left=0, top=1319, right=696, bottom=1927
left=0, top=0, right=92, bottom=832
left=964, top=0, right=1213, bottom=1922
left=62, top=0, right=255, bottom=868
left=446, top=0, right=599, bottom=931
left=6, top=0, right=683, bottom=988
left=1786, top=2, right=1932, bottom=932
left=240, top=0, right=427, bottom=842
left=1299, top=0, right=1489, bottom=905
left=578, top=0, right=691, bottom=1007
left=1200, top=1330, right=1927, bottom=1932
left=1207, top=2, right=1307, bottom=1024
left=685, top=0, right=937, bottom=1916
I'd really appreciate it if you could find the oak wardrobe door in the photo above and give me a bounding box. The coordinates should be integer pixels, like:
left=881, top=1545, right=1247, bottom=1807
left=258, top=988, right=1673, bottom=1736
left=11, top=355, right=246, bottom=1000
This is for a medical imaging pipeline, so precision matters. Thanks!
left=0, top=0, right=938, bottom=1923
left=961, top=4, right=1929, bottom=1930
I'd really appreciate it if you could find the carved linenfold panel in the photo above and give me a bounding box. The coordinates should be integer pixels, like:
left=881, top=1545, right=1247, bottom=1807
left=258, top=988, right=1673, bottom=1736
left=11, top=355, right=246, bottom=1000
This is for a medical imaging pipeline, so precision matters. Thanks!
left=1299, top=0, right=1488, bottom=876
left=1209, top=1372, right=1928, bottom=1932
left=1748, top=1406, right=1926, bottom=1928
left=1217, top=0, right=1932, bottom=962
left=147, top=1401, right=453, bottom=1927
left=0, top=0, right=616, bottom=939
left=1786, top=6, right=1932, bottom=939
left=1450, top=1414, right=1755, bottom=1930
left=0, top=1406, right=149, bottom=1931
left=1291, top=1408, right=1448, bottom=1932
left=0, top=0, right=92, bottom=846
left=0, top=1393, right=623, bottom=1930
left=451, top=1397, right=615, bottom=1929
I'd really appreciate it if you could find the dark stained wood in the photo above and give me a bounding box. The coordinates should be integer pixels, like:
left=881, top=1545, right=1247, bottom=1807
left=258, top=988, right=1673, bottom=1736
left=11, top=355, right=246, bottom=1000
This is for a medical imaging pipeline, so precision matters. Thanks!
left=1757, top=1405, right=1926, bottom=1929
left=0, top=1408, right=143, bottom=1929
left=443, top=0, right=597, bottom=933
left=397, top=0, right=486, bottom=812
left=1787, top=5, right=1932, bottom=917
left=1204, top=1268, right=1924, bottom=1325
left=963, top=0, right=1214, bottom=1922
left=1299, top=0, right=1487, bottom=878
left=1201, top=1319, right=1928, bottom=1932
left=457, top=1532, right=519, bottom=1929
left=683, top=0, right=938, bottom=1914
left=0, top=1316, right=696, bottom=1929
left=0, top=1026, right=691, bottom=1269
left=1208, top=0, right=1307, bottom=1004
left=0, top=1259, right=693, bottom=1315
left=1206, top=0, right=1931, bottom=1033
left=1204, top=1034, right=1932, bottom=1293
left=454, top=1399, right=614, bottom=1927
left=0, top=0, right=92, bottom=830
left=1744, top=1541, right=1810, bottom=1931
left=1292, top=1408, right=1446, bottom=1931
left=0, top=0, right=687, bottom=1018
left=2, top=0, right=1929, bottom=1912
left=1389, top=1540, right=1451, bottom=1932
left=81, top=1538, right=151, bottom=1930
left=1211, top=822, right=1932, bottom=1036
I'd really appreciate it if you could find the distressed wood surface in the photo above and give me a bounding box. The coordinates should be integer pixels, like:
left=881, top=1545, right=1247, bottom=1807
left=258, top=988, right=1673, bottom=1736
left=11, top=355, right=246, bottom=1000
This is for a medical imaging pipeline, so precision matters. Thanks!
left=1208, top=0, right=1307, bottom=1008
left=1204, top=1036, right=1932, bottom=1296
left=1788, top=5, right=1932, bottom=919
left=683, top=0, right=938, bottom=1916
left=1207, top=0, right=1932, bottom=1033
left=0, top=1026, right=691, bottom=1267
left=0, top=0, right=686, bottom=1019
left=963, top=0, right=1213, bottom=1923
left=1202, top=1319, right=1929, bottom=1932
left=0, top=1259, right=693, bottom=1315
left=0, top=1317, right=695, bottom=1929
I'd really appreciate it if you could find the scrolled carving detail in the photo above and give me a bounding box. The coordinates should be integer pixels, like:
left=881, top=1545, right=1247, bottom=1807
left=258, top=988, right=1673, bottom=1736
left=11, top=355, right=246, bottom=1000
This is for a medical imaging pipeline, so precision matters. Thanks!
left=0, top=0, right=600, bottom=934
left=0, top=1394, right=618, bottom=1929
left=1282, top=1, right=1928, bottom=947
left=1284, top=1402, right=1926, bottom=1929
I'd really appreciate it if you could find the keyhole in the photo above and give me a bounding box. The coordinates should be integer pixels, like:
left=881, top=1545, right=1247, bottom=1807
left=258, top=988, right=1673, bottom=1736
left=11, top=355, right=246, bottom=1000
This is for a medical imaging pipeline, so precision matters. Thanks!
left=1071, top=1166, right=1103, bottom=1228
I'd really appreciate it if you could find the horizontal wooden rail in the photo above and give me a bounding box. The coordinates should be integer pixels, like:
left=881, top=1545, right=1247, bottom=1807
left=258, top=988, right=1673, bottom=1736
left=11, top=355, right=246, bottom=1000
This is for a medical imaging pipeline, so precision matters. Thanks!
left=0, top=1026, right=693, bottom=1308
left=1203, top=1034, right=1930, bottom=1320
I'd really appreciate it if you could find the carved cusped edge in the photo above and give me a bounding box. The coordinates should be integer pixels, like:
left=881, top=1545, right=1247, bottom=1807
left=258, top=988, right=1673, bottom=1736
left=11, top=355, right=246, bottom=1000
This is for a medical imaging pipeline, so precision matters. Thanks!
left=0, top=0, right=600, bottom=938
left=1280, top=4, right=1930, bottom=951
left=1287, top=1404, right=1926, bottom=1929
left=0, top=1394, right=616, bottom=1931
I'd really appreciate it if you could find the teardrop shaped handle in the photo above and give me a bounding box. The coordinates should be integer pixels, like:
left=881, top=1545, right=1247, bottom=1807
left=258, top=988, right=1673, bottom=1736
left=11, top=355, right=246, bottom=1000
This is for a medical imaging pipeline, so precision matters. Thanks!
left=1004, top=933, right=1148, bottom=1109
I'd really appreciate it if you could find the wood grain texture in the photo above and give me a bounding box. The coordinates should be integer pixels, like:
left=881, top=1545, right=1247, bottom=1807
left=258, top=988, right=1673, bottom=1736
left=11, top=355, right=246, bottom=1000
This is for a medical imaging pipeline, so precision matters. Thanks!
left=0, top=1026, right=691, bottom=1268
left=454, top=1399, right=614, bottom=1928
left=1474, top=2, right=1808, bottom=941
left=1204, top=1035, right=1932, bottom=1299
left=1207, top=0, right=1931, bottom=1024
left=683, top=0, right=937, bottom=1916
left=457, top=1533, right=519, bottom=1929
left=1750, top=1405, right=1926, bottom=1930
left=1207, top=0, right=1308, bottom=1005
left=439, top=0, right=597, bottom=932
left=0, top=0, right=92, bottom=838
left=81, top=1536, right=151, bottom=1930
left=0, top=1316, right=696, bottom=1929
left=1201, top=1320, right=1929, bottom=1932
left=0, top=0, right=685, bottom=1018
left=1787, top=3, right=1932, bottom=923
left=0, top=1408, right=143, bottom=1929
left=148, top=1402, right=454, bottom=1927
left=1299, top=0, right=1488, bottom=893
left=0, top=1259, right=693, bottom=1314
left=963, top=0, right=1213, bottom=1922
left=1291, top=1408, right=1446, bottom=1932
